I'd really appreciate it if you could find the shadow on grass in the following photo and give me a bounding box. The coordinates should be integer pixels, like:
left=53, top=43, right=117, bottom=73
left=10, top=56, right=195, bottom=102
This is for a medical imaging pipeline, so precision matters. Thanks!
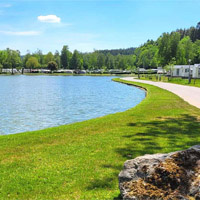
left=86, top=164, right=123, bottom=199
left=86, top=164, right=122, bottom=190
left=86, top=114, right=200, bottom=199
left=116, top=114, right=200, bottom=159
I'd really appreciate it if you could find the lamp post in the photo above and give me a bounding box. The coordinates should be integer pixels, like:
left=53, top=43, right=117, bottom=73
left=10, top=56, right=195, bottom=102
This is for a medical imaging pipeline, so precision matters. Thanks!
left=188, top=59, right=191, bottom=84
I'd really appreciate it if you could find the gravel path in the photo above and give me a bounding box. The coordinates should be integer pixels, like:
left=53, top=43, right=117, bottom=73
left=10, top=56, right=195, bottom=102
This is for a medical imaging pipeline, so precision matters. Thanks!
left=121, top=77, right=200, bottom=109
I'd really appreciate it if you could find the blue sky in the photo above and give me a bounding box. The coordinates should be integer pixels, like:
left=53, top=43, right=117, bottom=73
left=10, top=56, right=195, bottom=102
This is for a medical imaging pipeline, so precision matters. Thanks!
left=0, top=0, right=200, bottom=54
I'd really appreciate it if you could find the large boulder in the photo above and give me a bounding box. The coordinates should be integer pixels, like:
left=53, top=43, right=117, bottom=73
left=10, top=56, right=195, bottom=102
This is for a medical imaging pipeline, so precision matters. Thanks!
left=119, top=145, right=200, bottom=200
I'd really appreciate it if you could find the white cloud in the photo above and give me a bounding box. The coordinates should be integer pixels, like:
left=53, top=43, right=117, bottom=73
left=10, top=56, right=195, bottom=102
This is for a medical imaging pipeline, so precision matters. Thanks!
left=0, top=31, right=41, bottom=36
left=38, top=15, right=61, bottom=23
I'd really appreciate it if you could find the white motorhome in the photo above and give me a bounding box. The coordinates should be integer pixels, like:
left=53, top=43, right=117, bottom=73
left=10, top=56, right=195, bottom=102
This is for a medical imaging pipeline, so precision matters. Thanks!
left=2, top=68, right=18, bottom=73
left=171, top=64, right=200, bottom=78
left=172, top=65, right=191, bottom=77
left=192, top=64, right=200, bottom=78
left=56, top=69, right=74, bottom=73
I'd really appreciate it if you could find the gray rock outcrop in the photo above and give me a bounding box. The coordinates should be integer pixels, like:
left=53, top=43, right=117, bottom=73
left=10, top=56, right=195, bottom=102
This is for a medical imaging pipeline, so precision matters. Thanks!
left=119, top=145, right=200, bottom=200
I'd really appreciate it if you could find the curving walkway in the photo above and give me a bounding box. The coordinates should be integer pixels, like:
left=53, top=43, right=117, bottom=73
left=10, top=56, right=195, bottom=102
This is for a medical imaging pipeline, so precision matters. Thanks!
left=121, top=77, right=200, bottom=109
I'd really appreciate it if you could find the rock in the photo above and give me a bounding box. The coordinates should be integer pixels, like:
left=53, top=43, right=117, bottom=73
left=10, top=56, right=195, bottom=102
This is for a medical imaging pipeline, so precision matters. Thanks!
left=119, top=145, right=200, bottom=200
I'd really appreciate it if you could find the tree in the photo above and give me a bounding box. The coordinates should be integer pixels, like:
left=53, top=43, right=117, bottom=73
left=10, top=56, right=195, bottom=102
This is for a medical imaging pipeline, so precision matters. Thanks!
left=158, top=32, right=180, bottom=66
left=0, top=49, right=22, bottom=74
left=82, top=54, right=90, bottom=70
left=136, top=44, right=159, bottom=68
left=47, top=61, right=58, bottom=72
left=0, top=64, right=3, bottom=73
left=97, top=53, right=105, bottom=69
left=5, top=49, right=22, bottom=74
left=23, top=51, right=31, bottom=68
left=0, top=50, right=7, bottom=68
left=194, top=40, right=200, bottom=63
left=169, top=32, right=180, bottom=59
left=176, top=36, right=194, bottom=64
left=89, top=52, right=98, bottom=70
left=118, top=56, right=127, bottom=70
left=126, top=55, right=136, bottom=70
left=164, top=57, right=176, bottom=80
left=54, top=50, right=61, bottom=69
left=45, top=52, right=54, bottom=65
left=26, top=57, right=40, bottom=71
left=61, top=45, right=71, bottom=69
left=70, top=50, right=83, bottom=70
left=158, top=33, right=171, bottom=65
left=105, top=53, right=114, bottom=69
left=33, top=49, right=45, bottom=68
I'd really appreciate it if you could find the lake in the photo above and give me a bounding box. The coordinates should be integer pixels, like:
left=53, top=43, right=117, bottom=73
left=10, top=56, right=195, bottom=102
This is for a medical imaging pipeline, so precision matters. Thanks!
left=0, top=75, right=145, bottom=135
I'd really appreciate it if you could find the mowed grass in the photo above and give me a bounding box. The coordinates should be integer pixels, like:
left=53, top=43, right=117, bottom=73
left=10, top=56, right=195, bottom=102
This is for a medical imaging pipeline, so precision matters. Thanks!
left=0, top=78, right=200, bottom=199
left=140, top=74, right=200, bottom=87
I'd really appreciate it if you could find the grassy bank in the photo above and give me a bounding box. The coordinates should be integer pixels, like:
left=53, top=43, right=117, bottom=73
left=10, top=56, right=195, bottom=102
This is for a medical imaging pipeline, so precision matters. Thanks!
left=139, top=74, right=200, bottom=87
left=0, top=78, right=200, bottom=199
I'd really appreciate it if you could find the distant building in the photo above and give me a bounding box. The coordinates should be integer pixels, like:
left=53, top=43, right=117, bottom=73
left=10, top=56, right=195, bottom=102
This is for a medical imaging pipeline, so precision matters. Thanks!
left=79, top=70, right=86, bottom=74
left=23, top=69, right=31, bottom=73
left=109, top=69, right=131, bottom=74
left=56, top=69, right=74, bottom=73
left=22, top=69, right=51, bottom=73
left=31, top=69, right=41, bottom=73
left=90, top=69, right=103, bottom=74
left=40, top=69, right=51, bottom=73
left=193, top=64, right=200, bottom=78
left=137, top=68, right=158, bottom=74
left=157, top=67, right=166, bottom=74
left=137, top=68, right=147, bottom=73
left=171, top=64, right=200, bottom=78
left=109, top=69, right=122, bottom=74
left=74, top=70, right=86, bottom=74
left=2, top=69, right=18, bottom=73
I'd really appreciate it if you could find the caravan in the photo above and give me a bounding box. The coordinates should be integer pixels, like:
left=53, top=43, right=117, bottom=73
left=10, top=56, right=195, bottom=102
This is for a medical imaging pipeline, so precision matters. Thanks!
left=193, top=64, right=200, bottom=78
left=172, top=64, right=200, bottom=78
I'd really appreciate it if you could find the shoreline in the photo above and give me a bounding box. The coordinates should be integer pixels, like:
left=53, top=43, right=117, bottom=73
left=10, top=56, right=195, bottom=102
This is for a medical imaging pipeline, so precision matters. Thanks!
left=0, top=73, right=135, bottom=77
left=113, top=78, right=147, bottom=95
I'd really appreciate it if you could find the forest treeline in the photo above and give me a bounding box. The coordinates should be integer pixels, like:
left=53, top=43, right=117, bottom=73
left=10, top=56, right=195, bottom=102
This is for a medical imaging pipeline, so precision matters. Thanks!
left=1, top=22, right=200, bottom=71
left=96, top=47, right=136, bottom=56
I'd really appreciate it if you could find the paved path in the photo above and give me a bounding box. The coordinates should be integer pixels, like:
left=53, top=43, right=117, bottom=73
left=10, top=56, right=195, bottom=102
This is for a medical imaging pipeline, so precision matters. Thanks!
left=121, top=77, right=200, bottom=109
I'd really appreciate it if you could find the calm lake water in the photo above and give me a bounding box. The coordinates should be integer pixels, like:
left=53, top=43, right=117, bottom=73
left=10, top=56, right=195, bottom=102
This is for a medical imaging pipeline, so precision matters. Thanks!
left=0, top=76, right=145, bottom=135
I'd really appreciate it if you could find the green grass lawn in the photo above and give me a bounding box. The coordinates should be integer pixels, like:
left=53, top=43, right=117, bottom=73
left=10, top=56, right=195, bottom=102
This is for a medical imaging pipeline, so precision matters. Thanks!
left=0, top=78, right=200, bottom=199
left=139, top=74, right=200, bottom=87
